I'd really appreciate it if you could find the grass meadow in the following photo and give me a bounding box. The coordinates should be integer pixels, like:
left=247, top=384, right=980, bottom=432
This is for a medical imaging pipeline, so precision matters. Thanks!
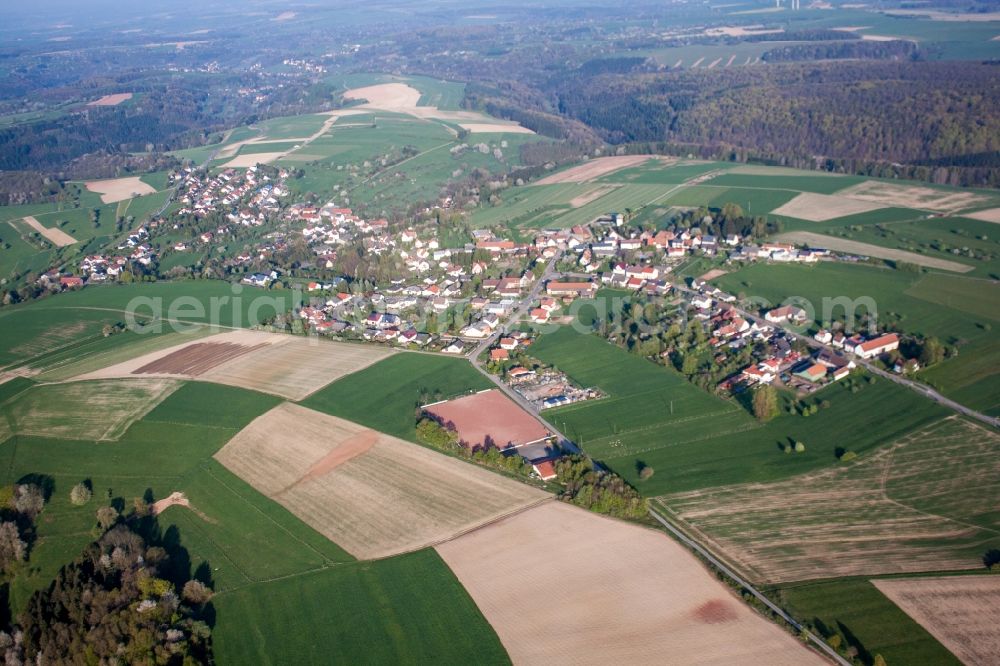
left=0, top=377, right=510, bottom=663
left=713, top=262, right=1000, bottom=415
left=300, top=353, right=492, bottom=441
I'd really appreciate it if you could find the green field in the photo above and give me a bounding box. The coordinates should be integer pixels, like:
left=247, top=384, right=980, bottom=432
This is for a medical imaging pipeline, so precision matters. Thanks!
left=772, top=579, right=962, bottom=666
left=531, top=324, right=947, bottom=495
left=806, top=216, right=1000, bottom=279
left=0, top=376, right=510, bottom=663
left=707, top=173, right=866, bottom=195
left=713, top=262, right=1000, bottom=415
left=213, top=549, right=509, bottom=665
left=300, top=353, right=492, bottom=441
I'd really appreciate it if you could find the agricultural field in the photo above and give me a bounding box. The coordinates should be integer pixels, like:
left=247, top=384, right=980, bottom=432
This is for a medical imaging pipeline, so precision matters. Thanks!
left=424, top=388, right=551, bottom=448
left=214, top=403, right=548, bottom=559
left=807, top=215, right=1000, bottom=279
left=80, top=329, right=392, bottom=401
left=0, top=376, right=512, bottom=662
left=301, top=352, right=493, bottom=441
left=437, top=501, right=825, bottom=665
left=771, top=579, right=962, bottom=666
left=773, top=231, right=975, bottom=273
left=872, top=576, right=1000, bottom=666
left=657, top=418, right=1000, bottom=583
left=2, top=378, right=179, bottom=440
left=770, top=192, right=888, bottom=222
left=713, top=262, right=1000, bottom=415
left=212, top=549, right=509, bottom=665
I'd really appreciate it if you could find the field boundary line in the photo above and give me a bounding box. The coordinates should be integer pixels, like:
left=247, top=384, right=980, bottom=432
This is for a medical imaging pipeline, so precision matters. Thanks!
left=201, top=462, right=347, bottom=564
left=647, top=503, right=851, bottom=666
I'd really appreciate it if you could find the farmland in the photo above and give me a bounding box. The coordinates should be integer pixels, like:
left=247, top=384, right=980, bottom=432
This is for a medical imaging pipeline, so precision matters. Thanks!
left=712, top=262, right=1000, bottom=415
left=85, top=329, right=393, bottom=400
left=771, top=579, right=962, bottom=666
left=214, top=403, right=548, bottom=559
left=529, top=323, right=945, bottom=495
left=424, top=389, right=551, bottom=449
left=301, top=352, right=492, bottom=441
left=657, top=418, right=1000, bottom=583
left=3, top=378, right=179, bottom=440
left=872, top=576, right=1000, bottom=666
left=0, top=378, right=512, bottom=662
left=437, top=501, right=825, bottom=665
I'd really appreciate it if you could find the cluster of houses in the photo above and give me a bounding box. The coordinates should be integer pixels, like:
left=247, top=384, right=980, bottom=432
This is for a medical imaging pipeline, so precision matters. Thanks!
left=732, top=242, right=827, bottom=264
left=486, top=335, right=603, bottom=411
left=74, top=227, right=156, bottom=283
left=173, top=165, right=288, bottom=224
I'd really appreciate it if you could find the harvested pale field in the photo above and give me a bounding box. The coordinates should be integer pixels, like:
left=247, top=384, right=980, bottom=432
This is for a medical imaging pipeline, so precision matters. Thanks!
left=87, top=93, right=133, bottom=107
left=771, top=191, right=887, bottom=221
left=84, top=177, right=157, bottom=204
left=657, top=418, right=1000, bottom=583
left=341, top=82, right=512, bottom=124
left=215, top=403, right=548, bottom=559
left=457, top=123, right=535, bottom=134
left=773, top=231, right=974, bottom=273
left=424, top=389, right=551, bottom=449
left=216, top=138, right=308, bottom=159
left=963, top=207, right=1000, bottom=224
left=436, top=501, right=825, bottom=666
left=81, top=330, right=391, bottom=400
left=221, top=152, right=287, bottom=168
left=534, top=155, right=670, bottom=185
left=200, top=335, right=392, bottom=400
left=7, top=378, right=179, bottom=440
left=20, top=216, right=76, bottom=247
left=837, top=180, right=991, bottom=214
left=704, top=25, right=784, bottom=37
left=569, top=184, right=620, bottom=208
left=343, top=82, right=422, bottom=108
left=873, top=576, right=1000, bottom=666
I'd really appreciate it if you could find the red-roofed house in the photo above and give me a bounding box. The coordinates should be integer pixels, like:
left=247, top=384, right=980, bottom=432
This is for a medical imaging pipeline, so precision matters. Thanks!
left=854, top=333, right=900, bottom=359
left=533, top=460, right=558, bottom=481
left=490, top=348, right=510, bottom=362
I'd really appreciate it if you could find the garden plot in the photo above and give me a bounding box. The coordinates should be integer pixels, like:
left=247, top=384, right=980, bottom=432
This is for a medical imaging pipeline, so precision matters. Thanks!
left=4, top=378, right=179, bottom=440
left=657, top=418, right=1000, bottom=583
left=873, top=576, right=1000, bottom=666
left=771, top=192, right=888, bottom=221
left=214, top=403, right=548, bottom=559
left=436, top=501, right=825, bottom=665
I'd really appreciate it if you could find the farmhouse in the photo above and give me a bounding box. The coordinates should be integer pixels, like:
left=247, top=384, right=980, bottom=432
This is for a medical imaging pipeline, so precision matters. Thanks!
left=764, top=305, right=808, bottom=325
left=546, top=280, right=597, bottom=298
left=854, top=333, right=900, bottom=359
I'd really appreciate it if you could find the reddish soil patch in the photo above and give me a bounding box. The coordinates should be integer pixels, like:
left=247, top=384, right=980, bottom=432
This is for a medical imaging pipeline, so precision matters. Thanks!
left=132, top=342, right=266, bottom=376
left=88, top=93, right=133, bottom=107
left=693, top=599, right=739, bottom=624
left=275, top=428, right=378, bottom=496
left=152, top=491, right=190, bottom=515
left=424, top=389, right=550, bottom=449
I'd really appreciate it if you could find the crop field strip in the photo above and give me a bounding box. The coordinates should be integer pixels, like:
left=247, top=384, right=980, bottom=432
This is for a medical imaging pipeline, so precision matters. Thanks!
left=437, top=501, right=825, bottom=665
left=657, top=418, right=1000, bottom=583
left=872, top=576, right=1000, bottom=666
left=2, top=377, right=180, bottom=441
left=215, top=402, right=548, bottom=560
left=773, top=231, right=975, bottom=272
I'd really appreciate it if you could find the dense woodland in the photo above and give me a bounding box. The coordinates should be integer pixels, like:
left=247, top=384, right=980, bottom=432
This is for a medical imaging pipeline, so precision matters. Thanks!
left=551, top=61, right=1000, bottom=184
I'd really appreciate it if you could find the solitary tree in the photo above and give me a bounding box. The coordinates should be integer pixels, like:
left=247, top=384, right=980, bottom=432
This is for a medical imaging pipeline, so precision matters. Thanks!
left=752, top=385, right=779, bottom=422
left=70, top=483, right=92, bottom=506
